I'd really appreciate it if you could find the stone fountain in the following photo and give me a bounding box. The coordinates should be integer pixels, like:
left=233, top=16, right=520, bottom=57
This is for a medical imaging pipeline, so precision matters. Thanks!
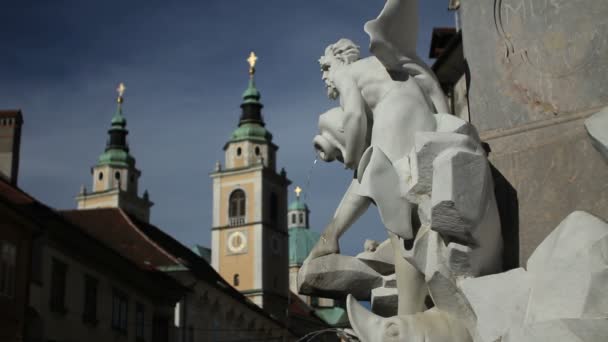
left=298, top=0, right=608, bottom=341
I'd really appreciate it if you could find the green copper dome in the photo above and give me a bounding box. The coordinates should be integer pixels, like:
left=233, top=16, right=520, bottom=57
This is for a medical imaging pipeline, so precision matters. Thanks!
left=230, top=122, right=272, bottom=143
left=288, top=198, right=308, bottom=211
left=111, top=109, right=127, bottom=127
left=289, top=227, right=319, bottom=266
left=96, top=101, right=134, bottom=168
left=242, top=78, right=261, bottom=105
left=97, top=148, right=134, bottom=167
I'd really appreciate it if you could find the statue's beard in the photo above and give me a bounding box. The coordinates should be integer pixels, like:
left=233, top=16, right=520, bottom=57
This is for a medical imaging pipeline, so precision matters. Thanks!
left=326, top=84, right=339, bottom=100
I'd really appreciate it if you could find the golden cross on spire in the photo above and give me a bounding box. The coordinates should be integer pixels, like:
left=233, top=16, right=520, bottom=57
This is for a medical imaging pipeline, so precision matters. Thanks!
left=294, top=186, right=302, bottom=199
left=116, top=82, right=126, bottom=104
left=247, top=51, right=258, bottom=77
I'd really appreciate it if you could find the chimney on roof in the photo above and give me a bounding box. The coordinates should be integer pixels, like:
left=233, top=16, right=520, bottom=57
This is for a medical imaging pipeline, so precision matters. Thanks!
left=0, top=110, right=23, bottom=185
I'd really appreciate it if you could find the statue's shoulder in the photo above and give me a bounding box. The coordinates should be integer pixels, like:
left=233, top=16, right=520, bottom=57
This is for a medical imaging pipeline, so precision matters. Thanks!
left=348, top=56, right=387, bottom=77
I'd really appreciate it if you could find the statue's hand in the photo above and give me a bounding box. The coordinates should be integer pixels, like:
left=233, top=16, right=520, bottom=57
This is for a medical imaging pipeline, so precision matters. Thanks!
left=307, top=233, right=340, bottom=261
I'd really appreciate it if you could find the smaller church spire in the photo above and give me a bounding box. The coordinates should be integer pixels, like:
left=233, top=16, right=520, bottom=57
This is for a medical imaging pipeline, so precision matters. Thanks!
left=97, top=82, right=134, bottom=168
left=288, top=185, right=309, bottom=229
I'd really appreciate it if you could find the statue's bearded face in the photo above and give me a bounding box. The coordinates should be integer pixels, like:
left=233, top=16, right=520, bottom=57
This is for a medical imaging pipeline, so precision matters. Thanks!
left=320, top=59, right=339, bottom=100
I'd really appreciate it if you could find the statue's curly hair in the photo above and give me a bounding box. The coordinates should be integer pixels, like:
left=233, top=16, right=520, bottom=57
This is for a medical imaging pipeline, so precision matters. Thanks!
left=319, top=38, right=361, bottom=66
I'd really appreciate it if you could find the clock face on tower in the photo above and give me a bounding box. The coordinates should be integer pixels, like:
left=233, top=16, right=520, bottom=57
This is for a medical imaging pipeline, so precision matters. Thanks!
left=227, top=231, right=248, bottom=254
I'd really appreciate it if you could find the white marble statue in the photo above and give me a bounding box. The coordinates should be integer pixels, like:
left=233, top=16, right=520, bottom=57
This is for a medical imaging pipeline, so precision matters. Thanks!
left=299, top=0, right=608, bottom=341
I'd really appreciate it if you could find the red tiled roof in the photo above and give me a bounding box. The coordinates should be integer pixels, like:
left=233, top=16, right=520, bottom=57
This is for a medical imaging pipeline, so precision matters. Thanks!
left=0, top=177, right=35, bottom=205
left=61, top=208, right=181, bottom=270
left=289, top=291, right=314, bottom=316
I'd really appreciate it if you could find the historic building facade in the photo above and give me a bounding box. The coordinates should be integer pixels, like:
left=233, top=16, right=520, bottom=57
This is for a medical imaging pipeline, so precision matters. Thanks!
left=65, top=81, right=297, bottom=341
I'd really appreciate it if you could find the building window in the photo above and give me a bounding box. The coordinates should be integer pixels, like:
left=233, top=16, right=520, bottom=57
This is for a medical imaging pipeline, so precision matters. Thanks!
left=270, top=192, right=278, bottom=223
left=98, top=172, right=103, bottom=181
left=152, top=315, right=169, bottom=342
left=236, top=147, right=242, bottom=156
left=233, top=274, right=240, bottom=286
left=115, top=171, right=120, bottom=180
left=229, top=189, right=246, bottom=225
left=255, top=146, right=260, bottom=156
left=291, top=213, right=296, bottom=224
left=0, top=241, right=17, bottom=298
left=136, top=302, right=145, bottom=341
left=299, top=213, right=304, bottom=224
left=112, top=290, right=128, bottom=333
left=82, top=275, right=98, bottom=324
left=50, top=258, right=67, bottom=313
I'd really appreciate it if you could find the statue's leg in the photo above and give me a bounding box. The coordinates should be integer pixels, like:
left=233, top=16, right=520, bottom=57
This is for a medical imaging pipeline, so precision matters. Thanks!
left=389, top=231, right=427, bottom=315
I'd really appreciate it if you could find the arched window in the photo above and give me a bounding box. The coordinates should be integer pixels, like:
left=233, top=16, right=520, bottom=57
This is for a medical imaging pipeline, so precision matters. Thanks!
left=229, top=190, right=246, bottom=225
left=98, top=172, right=104, bottom=181
left=299, top=213, right=304, bottom=224
left=291, top=213, right=296, bottom=224
left=114, top=171, right=121, bottom=180
left=255, top=146, right=260, bottom=156
left=233, top=274, right=240, bottom=286
left=236, top=147, right=242, bottom=156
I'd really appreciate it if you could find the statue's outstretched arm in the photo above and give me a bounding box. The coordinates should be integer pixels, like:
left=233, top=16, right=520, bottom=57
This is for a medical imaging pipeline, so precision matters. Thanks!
left=337, top=77, right=369, bottom=170
left=307, top=179, right=371, bottom=260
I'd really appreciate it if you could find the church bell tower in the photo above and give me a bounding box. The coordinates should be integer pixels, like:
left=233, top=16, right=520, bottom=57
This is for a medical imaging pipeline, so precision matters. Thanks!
left=210, top=53, right=291, bottom=321
left=76, top=83, right=153, bottom=222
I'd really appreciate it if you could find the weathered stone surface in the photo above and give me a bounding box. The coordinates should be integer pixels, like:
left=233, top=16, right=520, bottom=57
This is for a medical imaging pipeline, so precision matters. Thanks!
left=356, top=239, right=394, bottom=275
left=347, top=295, right=472, bottom=342
left=405, top=132, right=478, bottom=200
left=460, top=268, right=531, bottom=342
left=297, top=254, right=382, bottom=300
left=461, top=0, right=608, bottom=264
left=584, top=107, right=608, bottom=161
left=525, top=211, right=608, bottom=324
left=485, top=117, right=608, bottom=263
left=461, top=0, right=608, bottom=132
left=370, top=287, right=398, bottom=317
left=431, top=149, right=490, bottom=245
left=502, top=318, right=608, bottom=342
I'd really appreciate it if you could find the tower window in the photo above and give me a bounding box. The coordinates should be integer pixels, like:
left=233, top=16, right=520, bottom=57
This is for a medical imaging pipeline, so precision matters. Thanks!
left=229, top=190, right=246, bottom=225
left=255, top=146, right=260, bottom=156
left=115, top=171, right=121, bottom=180
left=270, top=192, right=278, bottom=223
left=98, top=172, right=103, bottom=181
left=236, top=147, right=242, bottom=156
left=291, top=213, right=296, bottom=224
left=299, top=213, right=304, bottom=224
left=233, top=274, right=240, bottom=286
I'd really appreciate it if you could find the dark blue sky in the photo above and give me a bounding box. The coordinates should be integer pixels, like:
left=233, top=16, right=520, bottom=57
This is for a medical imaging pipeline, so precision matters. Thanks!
left=0, top=1, right=454, bottom=255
